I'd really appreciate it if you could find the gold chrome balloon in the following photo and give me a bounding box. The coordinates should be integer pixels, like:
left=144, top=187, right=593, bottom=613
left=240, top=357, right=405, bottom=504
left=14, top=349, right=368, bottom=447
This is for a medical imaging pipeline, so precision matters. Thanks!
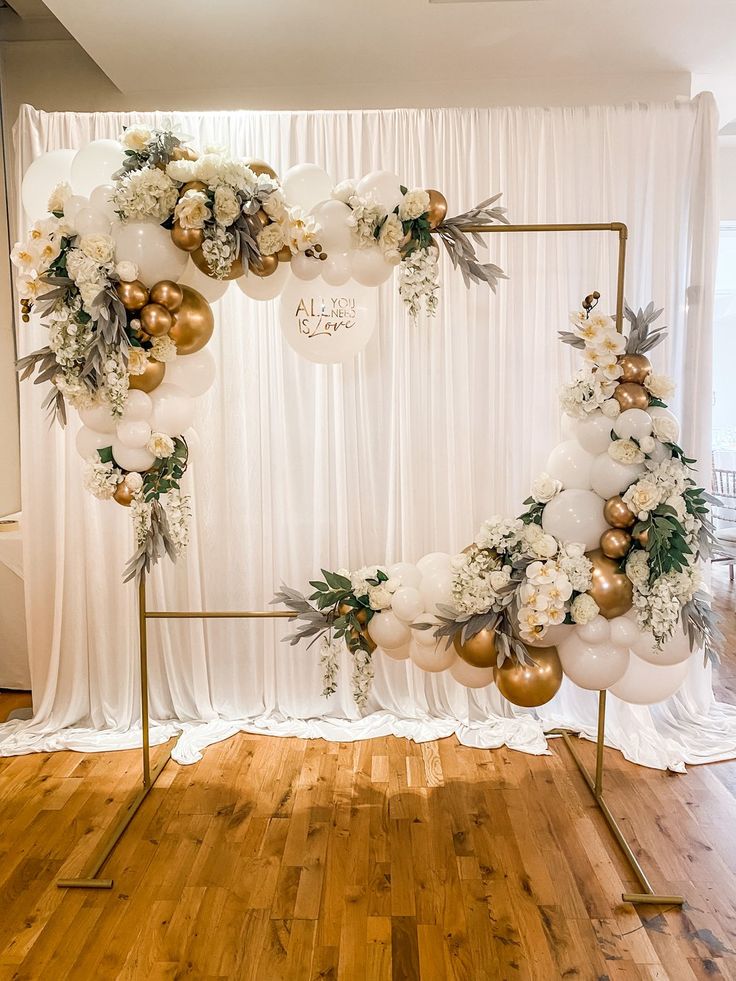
left=613, top=382, right=649, bottom=411
left=113, top=479, right=137, bottom=507
left=191, top=246, right=244, bottom=281
left=245, top=159, right=278, bottom=180
left=150, top=280, right=184, bottom=313
left=453, top=627, right=496, bottom=668
left=338, top=601, right=369, bottom=626
left=618, top=353, right=651, bottom=385
left=128, top=357, right=165, bottom=393
left=600, top=528, right=632, bottom=560
left=171, top=145, right=198, bottom=162
left=587, top=549, right=633, bottom=619
left=116, top=280, right=149, bottom=312
left=179, top=180, right=208, bottom=197
left=249, top=254, right=279, bottom=278
left=171, top=222, right=204, bottom=253
left=276, top=244, right=292, bottom=263
left=494, top=647, right=562, bottom=708
left=425, top=189, right=448, bottom=229
left=347, top=626, right=376, bottom=654
left=603, top=495, right=637, bottom=529
left=168, top=285, right=214, bottom=355
left=633, top=526, right=650, bottom=548
left=140, top=302, right=173, bottom=337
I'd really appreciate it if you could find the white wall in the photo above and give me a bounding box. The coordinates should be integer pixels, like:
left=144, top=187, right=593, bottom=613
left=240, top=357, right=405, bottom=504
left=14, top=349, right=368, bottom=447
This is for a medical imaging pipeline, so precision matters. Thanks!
left=719, top=146, right=736, bottom=220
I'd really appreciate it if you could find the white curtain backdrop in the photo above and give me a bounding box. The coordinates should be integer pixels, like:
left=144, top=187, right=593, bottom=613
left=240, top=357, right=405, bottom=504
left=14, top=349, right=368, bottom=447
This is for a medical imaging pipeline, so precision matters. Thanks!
left=2, top=95, right=734, bottom=771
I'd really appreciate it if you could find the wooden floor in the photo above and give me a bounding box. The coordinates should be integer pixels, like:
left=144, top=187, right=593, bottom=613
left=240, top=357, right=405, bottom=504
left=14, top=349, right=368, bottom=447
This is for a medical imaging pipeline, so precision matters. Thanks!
left=1, top=573, right=735, bottom=980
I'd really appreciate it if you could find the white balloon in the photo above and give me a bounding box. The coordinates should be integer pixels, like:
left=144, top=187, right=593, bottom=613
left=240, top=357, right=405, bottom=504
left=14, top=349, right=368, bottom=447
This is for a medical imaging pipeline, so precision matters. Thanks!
left=309, top=200, right=353, bottom=254
left=590, top=453, right=645, bottom=499
left=21, top=149, right=76, bottom=220
left=449, top=658, right=494, bottom=689
left=391, top=587, right=425, bottom=623
left=525, top=622, right=574, bottom=648
left=71, top=140, right=124, bottom=197
left=542, top=489, right=609, bottom=551
left=558, top=635, right=630, bottom=690
left=647, top=440, right=672, bottom=465
left=387, top=562, right=422, bottom=589
left=150, top=383, right=196, bottom=436
left=89, top=183, right=118, bottom=222
left=631, top=625, right=693, bottom=666
left=609, top=653, right=690, bottom=705
left=75, top=426, right=112, bottom=461
left=368, top=611, right=411, bottom=651
left=614, top=408, right=653, bottom=441
left=545, top=440, right=594, bottom=490
left=178, top=258, right=229, bottom=302
left=121, top=389, right=153, bottom=422
left=648, top=407, right=680, bottom=443
left=575, top=615, right=611, bottom=644
left=78, top=401, right=117, bottom=434
left=382, top=642, right=411, bottom=661
left=416, top=552, right=451, bottom=575
left=321, top=254, right=352, bottom=287
left=412, top=615, right=440, bottom=647
left=356, top=170, right=403, bottom=213
left=164, top=350, right=216, bottom=397
left=561, top=413, right=577, bottom=440
left=419, top=568, right=453, bottom=614
left=281, top=164, right=332, bottom=211
left=63, top=195, right=89, bottom=225
left=609, top=616, right=642, bottom=648
left=279, top=276, right=377, bottom=364
left=290, top=251, right=322, bottom=281
left=74, top=205, right=111, bottom=236
left=350, top=246, right=394, bottom=286
left=574, top=410, right=614, bottom=455
left=113, top=222, right=187, bottom=287
left=111, top=439, right=155, bottom=473
left=116, top=418, right=151, bottom=449
left=410, top=639, right=457, bottom=672
left=237, top=262, right=291, bottom=300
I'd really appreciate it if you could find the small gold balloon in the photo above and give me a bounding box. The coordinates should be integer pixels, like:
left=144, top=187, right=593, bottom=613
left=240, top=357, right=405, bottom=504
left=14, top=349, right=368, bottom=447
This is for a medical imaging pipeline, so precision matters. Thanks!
left=613, top=382, right=649, bottom=411
left=347, top=626, right=376, bottom=654
left=254, top=209, right=270, bottom=229
left=276, top=244, right=292, bottom=263
left=245, top=159, right=278, bottom=180
left=171, top=221, right=204, bottom=253
left=140, top=302, right=173, bottom=337
left=168, top=285, right=215, bottom=355
left=633, top=527, right=650, bottom=548
left=603, top=495, right=637, bottom=529
left=494, top=647, right=562, bottom=708
left=150, top=280, right=184, bottom=313
left=128, top=357, right=165, bottom=393
left=337, top=601, right=369, bottom=626
left=600, top=528, right=632, bottom=560
left=179, top=180, right=208, bottom=196
left=113, top=479, right=137, bottom=508
left=618, top=353, right=652, bottom=385
left=116, top=279, right=149, bottom=312
left=171, top=145, right=198, bottom=162
left=587, top=549, right=633, bottom=619
left=191, top=247, right=244, bottom=282
left=453, top=627, right=496, bottom=669
left=249, top=254, right=279, bottom=278
left=426, top=189, right=448, bottom=229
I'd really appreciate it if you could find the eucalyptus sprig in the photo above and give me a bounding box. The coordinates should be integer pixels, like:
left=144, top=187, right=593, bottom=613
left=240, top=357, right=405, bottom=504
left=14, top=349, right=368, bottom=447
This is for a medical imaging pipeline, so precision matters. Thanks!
left=433, top=194, right=509, bottom=290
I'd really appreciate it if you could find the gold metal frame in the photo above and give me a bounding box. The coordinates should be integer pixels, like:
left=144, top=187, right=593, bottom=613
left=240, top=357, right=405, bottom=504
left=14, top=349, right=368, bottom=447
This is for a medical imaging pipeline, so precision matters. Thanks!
left=57, top=219, right=682, bottom=906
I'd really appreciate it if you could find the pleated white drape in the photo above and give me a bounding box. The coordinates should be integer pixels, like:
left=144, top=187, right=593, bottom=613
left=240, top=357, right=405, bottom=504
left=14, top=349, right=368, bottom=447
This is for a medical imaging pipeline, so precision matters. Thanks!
left=2, top=96, right=734, bottom=771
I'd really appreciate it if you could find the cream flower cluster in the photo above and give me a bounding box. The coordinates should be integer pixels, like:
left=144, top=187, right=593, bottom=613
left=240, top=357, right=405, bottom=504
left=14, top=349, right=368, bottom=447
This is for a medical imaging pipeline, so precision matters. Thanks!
left=82, top=458, right=120, bottom=500
left=346, top=566, right=399, bottom=610
left=113, top=167, right=179, bottom=223
left=11, top=215, right=66, bottom=299
left=622, top=457, right=689, bottom=521
left=530, top=472, right=563, bottom=503
left=450, top=545, right=512, bottom=616
left=162, top=490, right=192, bottom=555
left=398, top=245, right=440, bottom=320
left=517, top=560, right=572, bottom=643
left=201, top=225, right=238, bottom=279
left=570, top=310, right=626, bottom=378
left=560, top=368, right=619, bottom=420
left=147, top=433, right=175, bottom=459
left=627, top=552, right=698, bottom=647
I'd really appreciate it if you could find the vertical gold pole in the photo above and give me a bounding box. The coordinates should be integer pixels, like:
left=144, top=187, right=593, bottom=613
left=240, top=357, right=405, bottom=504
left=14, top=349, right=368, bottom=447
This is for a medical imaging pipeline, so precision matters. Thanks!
left=139, top=572, right=151, bottom=788
left=613, top=222, right=628, bottom=333
left=595, top=689, right=606, bottom=795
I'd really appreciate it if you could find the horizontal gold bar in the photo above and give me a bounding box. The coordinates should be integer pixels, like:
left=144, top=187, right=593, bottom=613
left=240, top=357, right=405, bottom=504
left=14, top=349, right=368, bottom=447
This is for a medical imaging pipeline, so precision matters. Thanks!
left=56, top=878, right=114, bottom=890
left=461, top=222, right=627, bottom=234
left=622, top=893, right=684, bottom=906
left=145, top=611, right=294, bottom=619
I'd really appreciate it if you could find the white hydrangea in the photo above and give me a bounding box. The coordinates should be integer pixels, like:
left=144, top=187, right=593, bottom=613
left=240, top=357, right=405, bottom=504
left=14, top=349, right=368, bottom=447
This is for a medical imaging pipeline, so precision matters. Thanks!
left=378, top=213, right=403, bottom=264
left=113, top=167, right=179, bottom=223
left=347, top=193, right=385, bottom=248
left=83, top=459, right=120, bottom=500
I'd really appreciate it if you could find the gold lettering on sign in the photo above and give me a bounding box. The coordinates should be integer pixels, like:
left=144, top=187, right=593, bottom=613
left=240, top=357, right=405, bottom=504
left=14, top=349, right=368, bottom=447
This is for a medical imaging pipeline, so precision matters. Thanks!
left=294, top=295, right=357, bottom=340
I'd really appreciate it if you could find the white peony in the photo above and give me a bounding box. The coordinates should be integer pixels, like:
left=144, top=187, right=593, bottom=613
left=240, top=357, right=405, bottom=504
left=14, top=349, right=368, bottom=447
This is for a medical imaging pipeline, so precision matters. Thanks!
left=623, top=478, right=661, bottom=519
left=608, top=438, right=645, bottom=465
left=645, top=373, right=675, bottom=401
left=257, top=223, right=285, bottom=256
left=601, top=399, right=621, bottom=419
left=378, top=212, right=403, bottom=263
left=213, top=185, right=241, bottom=227
left=531, top=472, right=562, bottom=504
left=651, top=416, right=678, bottom=444
left=193, top=153, right=227, bottom=185
left=262, top=189, right=287, bottom=221
left=531, top=533, right=559, bottom=559
left=368, top=584, right=393, bottom=610
left=125, top=471, right=144, bottom=492
left=398, top=189, right=430, bottom=221
left=115, top=260, right=138, bottom=282
left=78, top=280, right=105, bottom=309
left=174, top=189, right=211, bottom=229
left=121, top=125, right=152, bottom=151
left=147, top=432, right=175, bottom=459
left=79, top=233, right=115, bottom=266
left=571, top=593, right=599, bottom=624
left=47, top=181, right=72, bottom=215
left=166, top=158, right=198, bottom=184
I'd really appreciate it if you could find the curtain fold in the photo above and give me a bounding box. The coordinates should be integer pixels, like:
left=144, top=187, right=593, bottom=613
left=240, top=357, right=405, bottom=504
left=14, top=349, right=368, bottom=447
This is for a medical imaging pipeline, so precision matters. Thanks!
left=2, top=95, right=732, bottom=772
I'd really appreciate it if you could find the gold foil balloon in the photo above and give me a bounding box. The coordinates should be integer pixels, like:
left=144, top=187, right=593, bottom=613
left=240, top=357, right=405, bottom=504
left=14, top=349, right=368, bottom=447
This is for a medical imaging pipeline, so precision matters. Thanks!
left=179, top=180, right=208, bottom=196
left=168, top=285, right=214, bottom=355
left=150, top=280, right=184, bottom=313
left=613, top=382, right=649, bottom=411
left=249, top=254, right=279, bottom=278
left=347, top=626, right=376, bottom=654
left=633, top=527, right=650, bottom=547
left=618, top=353, right=652, bottom=385
left=245, top=158, right=278, bottom=180
left=254, top=209, right=270, bottom=229
left=587, top=549, right=633, bottom=619
left=140, top=302, right=173, bottom=337
left=276, top=244, right=292, bottom=263
left=494, top=647, right=562, bottom=708
left=453, top=627, right=496, bottom=668
left=603, top=495, right=636, bottom=529
left=338, top=601, right=369, bottom=626
left=113, top=480, right=136, bottom=507
left=116, top=280, right=149, bottom=312
left=600, top=528, right=632, bottom=560
left=171, top=222, right=204, bottom=253
left=425, top=189, right=448, bottom=228
left=191, top=246, right=244, bottom=281
left=128, top=357, right=165, bottom=393
left=171, top=145, right=198, bottom=162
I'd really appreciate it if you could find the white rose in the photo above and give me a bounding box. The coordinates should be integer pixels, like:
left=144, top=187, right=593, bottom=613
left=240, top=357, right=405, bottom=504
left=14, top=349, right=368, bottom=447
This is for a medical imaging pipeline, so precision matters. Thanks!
left=490, top=569, right=511, bottom=592
left=378, top=212, right=403, bottom=262
left=624, top=478, right=660, bottom=518
left=262, top=189, right=287, bottom=220
left=608, top=439, right=645, bottom=465
left=115, top=260, right=138, bottom=282
left=127, top=348, right=148, bottom=376
left=532, top=534, right=558, bottom=559
left=257, top=223, right=285, bottom=256
left=147, top=432, right=175, bottom=459
left=645, top=373, right=675, bottom=401
left=601, top=399, right=621, bottom=419
left=531, top=472, right=562, bottom=504
left=651, top=416, right=678, bottom=444
left=332, top=179, right=358, bottom=205
left=79, top=233, right=115, bottom=266
left=121, top=125, right=152, bottom=151
left=571, top=593, right=599, bottom=625
left=174, top=189, right=211, bottom=230
left=399, top=189, right=430, bottom=221
left=47, top=180, right=72, bottom=215
left=213, top=185, right=241, bottom=226
left=368, top=584, right=393, bottom=610
left=125, top=471, right=143, bottom=492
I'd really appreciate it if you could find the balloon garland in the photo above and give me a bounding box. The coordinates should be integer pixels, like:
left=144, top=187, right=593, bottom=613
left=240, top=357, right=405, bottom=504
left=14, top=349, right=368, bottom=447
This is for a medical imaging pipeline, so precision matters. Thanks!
left=275, top=298, right=720, bottom=707
left=14, top=126, right=508, bottom=579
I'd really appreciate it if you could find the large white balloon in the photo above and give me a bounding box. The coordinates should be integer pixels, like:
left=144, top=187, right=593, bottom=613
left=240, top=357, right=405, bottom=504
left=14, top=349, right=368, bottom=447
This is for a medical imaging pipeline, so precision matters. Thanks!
left=545, top=440, right=594, bottom=490
left=21, top=149, right=76, bottom=220
left=281, top=164, right=332, bottom=211
left=178, top=258, right=229, bottom=303
left=590, top=453, right=645, bottom=499
left=614, top=408, right=652, bottom=441
left=576, top=615, right=611, bottom=644
left=74, top=205, right=112, bottom=237
left=350, top=246, right=394, bottom=287
left=71, top=140, right=124, bottom=197
left=382, top=642, right=411, bottom=662
left=309, top=200, right=353, bottom=254
left=89, top=183, right=118, bottom=223
left=75, top=426, right=112, bottom=461
left=391, top=587, right=425, bottom=624
left=609, top=653, right=690, bottom=705
left=116, top=418, right=151, bottom=449
left=648, top=407, right=680, bottom=443
left=609, top=616, right=642, bottom=648
left=542, top=489, right=609, bottom=551
left=450, top=658, right=494, bottom=689
left=78, top=401, right=117, bottom=434
left=237, top=262, right=291, bottom=301
left=387, top=562, right=422, bottom=589
left=412, top=615, right=440, bottom=647
left=279, top=276, right=377, bottom=364
left=525, top=622, right=574, bottom=648
left=321, top=254, right=352, bottom=287
left=419, top=568, right=453, bottom=614
left=410, top=640, right=456, bottom=673
left=150, top=383, right=196, bottom=436
left=120, top=389, right=153, bottom=422
left=631, top=625, right=692, bottom=666
left=290, top=252, right=322, bottom=281
left=647, top=440, right=672, bottom=465
left=113, top=222, right=188, bottom=286
left=356, top=171, right=402, bottom=213
left=574, top=411, right=614, bottom=455
left=558, top=635, right=630, bottom=690
left=368, top=611, right=411, bottom=650
left=63, top=195, right=88, bottom=225
left=164, top=350, right=216, bottom=397
left=111, top=439, right=155, bottom=473
left=416, top=552, right=451, bottom=575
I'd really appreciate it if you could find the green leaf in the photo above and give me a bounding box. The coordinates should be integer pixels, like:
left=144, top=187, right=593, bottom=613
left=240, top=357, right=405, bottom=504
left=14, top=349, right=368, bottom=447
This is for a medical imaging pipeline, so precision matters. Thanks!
left=97, top=446, right=113, bottom=464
